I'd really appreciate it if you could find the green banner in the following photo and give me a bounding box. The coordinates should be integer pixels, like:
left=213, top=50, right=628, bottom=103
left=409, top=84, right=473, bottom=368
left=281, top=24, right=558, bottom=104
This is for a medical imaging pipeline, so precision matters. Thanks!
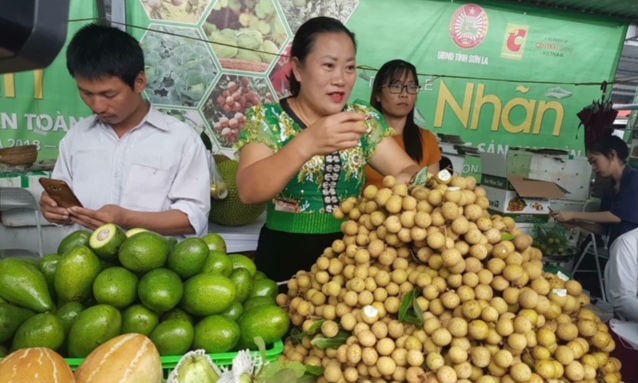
left=0, top=0, right=628, bottom=160
left=349, top=0, right=627, bottom=155
left=0, top=0, right=97, bottom=160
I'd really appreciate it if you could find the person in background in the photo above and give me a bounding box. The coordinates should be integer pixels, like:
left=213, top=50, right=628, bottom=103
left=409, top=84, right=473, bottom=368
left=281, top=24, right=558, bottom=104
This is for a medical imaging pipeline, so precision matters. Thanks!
left=236, top=17, right=421, bottom=282
left=604, top=227, right=638, bottom=382
left=551, top=135, right=638, bottom=246
left=365, top=59, right=441, bottom=188
left=439, top=155, right=454, bottom=174
left=605, top=227, right=638, bottom=321
left=40, top=23, right=211, bottom=236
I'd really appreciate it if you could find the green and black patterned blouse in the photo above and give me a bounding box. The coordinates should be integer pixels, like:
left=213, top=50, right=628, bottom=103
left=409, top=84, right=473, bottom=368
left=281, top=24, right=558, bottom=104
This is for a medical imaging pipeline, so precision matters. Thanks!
left=236, top=98, right=393, bottom=234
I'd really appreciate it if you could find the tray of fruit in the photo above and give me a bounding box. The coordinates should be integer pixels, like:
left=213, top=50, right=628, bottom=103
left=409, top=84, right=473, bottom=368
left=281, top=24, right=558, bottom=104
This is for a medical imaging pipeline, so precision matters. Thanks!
left=533, top=222, right=577, bottom=259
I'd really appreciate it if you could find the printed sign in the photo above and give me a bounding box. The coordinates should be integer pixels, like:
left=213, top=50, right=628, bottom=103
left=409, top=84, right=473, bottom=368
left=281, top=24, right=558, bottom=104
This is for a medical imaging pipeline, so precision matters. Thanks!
left=0, top=0, right=628, bottom=160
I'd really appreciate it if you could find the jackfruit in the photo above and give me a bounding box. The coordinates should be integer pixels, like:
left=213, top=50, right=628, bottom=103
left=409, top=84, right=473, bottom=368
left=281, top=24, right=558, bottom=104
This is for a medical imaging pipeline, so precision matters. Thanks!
left=209, top=156, right=265, bottom=226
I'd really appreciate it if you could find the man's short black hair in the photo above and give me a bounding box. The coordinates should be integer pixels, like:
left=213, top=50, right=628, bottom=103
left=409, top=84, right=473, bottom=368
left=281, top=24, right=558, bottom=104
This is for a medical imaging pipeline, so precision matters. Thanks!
left=66, top=23, right=144, bottom=89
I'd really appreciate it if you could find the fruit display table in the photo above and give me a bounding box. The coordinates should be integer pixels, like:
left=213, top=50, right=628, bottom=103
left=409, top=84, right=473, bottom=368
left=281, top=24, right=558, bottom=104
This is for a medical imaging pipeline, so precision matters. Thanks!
left=208, top=212, right=265, bottom=253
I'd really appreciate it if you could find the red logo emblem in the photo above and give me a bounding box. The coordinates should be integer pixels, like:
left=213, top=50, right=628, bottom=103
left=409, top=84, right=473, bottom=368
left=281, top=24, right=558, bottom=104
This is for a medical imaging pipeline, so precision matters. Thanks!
left=501, top=24, right=529, bottom=59
left=450, top=4, right=489, bottom=49
left=507, top=28, right=527, bottom=52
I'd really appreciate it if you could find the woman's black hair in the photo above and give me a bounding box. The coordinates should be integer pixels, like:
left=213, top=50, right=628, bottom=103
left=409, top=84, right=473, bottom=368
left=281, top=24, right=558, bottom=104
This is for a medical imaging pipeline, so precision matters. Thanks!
left=66, top=23, right=144, bottom=89
left=287, top=17, right=356, bottom=96
left=439, top=155, right=453, bottom=172
left=370, top=59, right=423, bottom=162
left=588, top=135, right=629, bottom=163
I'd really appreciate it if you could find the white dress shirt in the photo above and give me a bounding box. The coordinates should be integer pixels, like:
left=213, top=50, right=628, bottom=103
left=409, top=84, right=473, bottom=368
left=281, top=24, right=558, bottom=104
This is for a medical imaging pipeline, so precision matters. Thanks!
left=52, top=105, right=210, bottom=236
left=605, top=227, right=638, bottom=322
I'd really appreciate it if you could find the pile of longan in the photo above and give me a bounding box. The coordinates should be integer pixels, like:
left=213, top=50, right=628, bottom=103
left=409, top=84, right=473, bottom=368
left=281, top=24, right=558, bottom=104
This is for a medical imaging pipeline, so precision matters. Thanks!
left=277, top=173, right=622, bottom=383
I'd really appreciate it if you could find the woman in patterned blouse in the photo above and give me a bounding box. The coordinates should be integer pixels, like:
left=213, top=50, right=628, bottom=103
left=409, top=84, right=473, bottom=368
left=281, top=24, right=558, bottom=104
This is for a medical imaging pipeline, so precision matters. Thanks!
left=236, top=17, right=420, bottom=282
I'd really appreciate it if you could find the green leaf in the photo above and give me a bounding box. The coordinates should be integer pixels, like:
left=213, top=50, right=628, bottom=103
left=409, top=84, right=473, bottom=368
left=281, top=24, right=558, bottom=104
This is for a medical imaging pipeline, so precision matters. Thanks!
left=288, top=327, right=305, bottom=344
left=257, top=359, right=310, bottom=382
left=298, top=375, right=318, bottom=383
left=501, top=233, right=515, bottom=241
left=399, top=290, right=416, bottom=322
left=310, top=330, right=349, bottom=349
left=305, top=319, right=325, bottom=336
left=304, top=365, right=323, bottom=377
left=258, top=360, right=283, bottom=379
left=282, top=361, right=307, bottom=378
left=412, top=291, right=424, bottom=326
left=399, top=290, right=424, bottom=327
left=254, top=336, right=267, bottom=363
left=261, top=368, right=298, bottom=382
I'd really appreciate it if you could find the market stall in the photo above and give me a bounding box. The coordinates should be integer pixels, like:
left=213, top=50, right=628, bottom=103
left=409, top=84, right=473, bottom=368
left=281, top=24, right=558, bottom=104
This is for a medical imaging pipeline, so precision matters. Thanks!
left=1, top=0, right=637, bottom=382
left=0, top=172, right=632, bottom=382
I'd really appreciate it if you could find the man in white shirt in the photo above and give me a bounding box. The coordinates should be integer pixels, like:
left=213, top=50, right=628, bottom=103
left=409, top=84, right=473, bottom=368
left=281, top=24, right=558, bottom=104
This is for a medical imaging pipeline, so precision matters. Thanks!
left=604, top=227, right=638, bottom=382
left=40, top=23, right=210, bottom=236
left=605, top=227, right=638, bottom=321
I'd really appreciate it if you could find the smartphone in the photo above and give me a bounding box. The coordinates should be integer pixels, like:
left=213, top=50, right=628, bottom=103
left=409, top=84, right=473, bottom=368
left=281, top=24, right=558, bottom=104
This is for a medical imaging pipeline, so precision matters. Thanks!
left=38, top=178, right=83, bottom=208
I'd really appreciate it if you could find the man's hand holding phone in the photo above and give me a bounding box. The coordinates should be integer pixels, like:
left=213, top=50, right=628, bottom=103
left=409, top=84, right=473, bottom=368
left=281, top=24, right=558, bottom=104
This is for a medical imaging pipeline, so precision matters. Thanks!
left=39, top=178, right=83, bottom=225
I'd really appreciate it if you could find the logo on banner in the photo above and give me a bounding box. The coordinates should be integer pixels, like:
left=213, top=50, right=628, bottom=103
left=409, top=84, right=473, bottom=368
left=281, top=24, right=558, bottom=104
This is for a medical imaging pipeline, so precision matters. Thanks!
left=450, top=4, right=489, bottom=49
left=535, top=36, right=573, bottom=58
left=502, top=24, right=529, bottom=60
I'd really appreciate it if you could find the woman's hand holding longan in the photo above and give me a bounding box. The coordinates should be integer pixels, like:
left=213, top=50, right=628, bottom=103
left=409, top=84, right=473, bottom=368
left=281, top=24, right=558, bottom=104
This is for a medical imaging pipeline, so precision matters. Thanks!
left=550, top=210, right=575, bottom=222
left=300, top=111, right=367, bottom=156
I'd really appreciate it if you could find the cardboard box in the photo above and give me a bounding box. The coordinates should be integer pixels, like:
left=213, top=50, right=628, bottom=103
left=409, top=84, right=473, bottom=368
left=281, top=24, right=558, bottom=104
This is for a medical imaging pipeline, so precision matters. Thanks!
left=480, top=150, right=591, bottom=201
left=483, top=179, right=565, bottom=215
left=480, top=151, right=567, bottom=215
left=506, top=150, right=591, bottom=201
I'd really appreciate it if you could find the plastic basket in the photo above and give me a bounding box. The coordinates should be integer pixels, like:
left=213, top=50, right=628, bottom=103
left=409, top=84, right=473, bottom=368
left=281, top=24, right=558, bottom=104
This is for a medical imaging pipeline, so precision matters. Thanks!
left=63, top=339, right=284, bottom=370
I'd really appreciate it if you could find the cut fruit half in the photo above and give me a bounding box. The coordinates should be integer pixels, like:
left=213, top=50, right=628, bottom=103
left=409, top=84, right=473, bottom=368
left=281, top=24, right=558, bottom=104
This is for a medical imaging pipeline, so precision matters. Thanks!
left=126, top=227, right=149, bottom=238
left=89, top=223, right=126, bottom=261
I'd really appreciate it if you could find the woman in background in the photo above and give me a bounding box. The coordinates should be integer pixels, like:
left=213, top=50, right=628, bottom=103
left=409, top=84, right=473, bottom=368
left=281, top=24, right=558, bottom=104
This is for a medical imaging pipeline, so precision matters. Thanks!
left=439, top=155, right=454, bottom=173
left=365, top=59, right=442, bottom=188
left=551, top=135, right=638, bottom=246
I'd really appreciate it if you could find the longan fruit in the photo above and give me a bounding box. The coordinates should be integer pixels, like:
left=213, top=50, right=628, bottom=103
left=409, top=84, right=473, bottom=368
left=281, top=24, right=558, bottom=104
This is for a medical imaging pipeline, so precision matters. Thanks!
left=363, top=184, right=378, bottom=200
left=385, top=195, right=403, bottom=214
left=382, top=175, right=396, bottom=188
left=437, top=365, right=458, bottom=383
left=469, top=346, right=491, bottom=368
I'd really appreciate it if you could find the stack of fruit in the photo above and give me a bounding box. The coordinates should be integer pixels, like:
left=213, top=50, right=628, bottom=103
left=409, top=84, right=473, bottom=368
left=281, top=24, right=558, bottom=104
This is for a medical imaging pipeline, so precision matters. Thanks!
left=0, top=333, right=164, bottom=383
left=277, top=174, right=623, bottom=383
left=0, top=225, right=289, bottom=361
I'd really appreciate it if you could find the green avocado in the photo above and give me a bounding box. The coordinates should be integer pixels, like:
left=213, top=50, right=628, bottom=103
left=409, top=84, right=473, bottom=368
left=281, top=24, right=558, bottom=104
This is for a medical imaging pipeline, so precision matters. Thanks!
left=0, top=258, right=54, bottom=312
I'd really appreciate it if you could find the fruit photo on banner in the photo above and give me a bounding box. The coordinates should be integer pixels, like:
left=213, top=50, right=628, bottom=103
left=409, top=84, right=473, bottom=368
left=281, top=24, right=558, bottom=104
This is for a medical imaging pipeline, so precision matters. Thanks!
left=140, top=25, right=218, bottom=107
left=140, top=0, right=212, bottom=23
left=127, top=0, right=362, bottom=152
left=204, top=0, right=288, bottom=73
left=202, top=75, right=275, bottom=147
left=127, top=0, right=625, bottom=155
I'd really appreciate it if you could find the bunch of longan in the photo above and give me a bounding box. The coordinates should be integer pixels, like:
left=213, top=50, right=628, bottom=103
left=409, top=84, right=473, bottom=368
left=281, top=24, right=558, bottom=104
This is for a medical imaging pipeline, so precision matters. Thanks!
left=277, top=173, right=622, bottom=383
